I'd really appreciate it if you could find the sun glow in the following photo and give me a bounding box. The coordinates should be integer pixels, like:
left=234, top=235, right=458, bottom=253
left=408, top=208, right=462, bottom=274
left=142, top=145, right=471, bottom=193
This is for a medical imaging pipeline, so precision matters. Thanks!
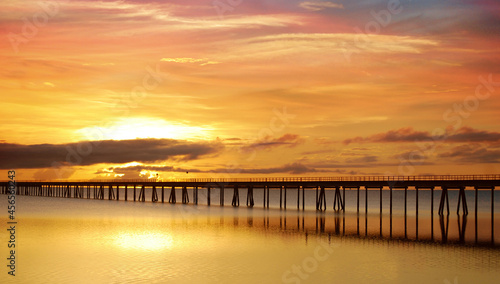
left=76, top=117, right=214, bottom=141
left=113, top=231, right=174, bottom=251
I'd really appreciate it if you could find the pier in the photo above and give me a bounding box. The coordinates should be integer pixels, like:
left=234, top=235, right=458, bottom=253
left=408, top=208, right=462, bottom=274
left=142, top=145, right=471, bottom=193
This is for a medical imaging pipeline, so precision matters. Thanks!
left=3, top=175, right=499, bottom=246
left=2, top=175, right=498, bottom=211
left=2, top=175, right=498, bottom=214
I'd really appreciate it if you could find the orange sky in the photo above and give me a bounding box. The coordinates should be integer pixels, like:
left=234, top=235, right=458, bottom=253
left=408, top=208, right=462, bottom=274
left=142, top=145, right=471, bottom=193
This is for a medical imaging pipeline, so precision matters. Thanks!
left=1, top=0, right=500, bottom=180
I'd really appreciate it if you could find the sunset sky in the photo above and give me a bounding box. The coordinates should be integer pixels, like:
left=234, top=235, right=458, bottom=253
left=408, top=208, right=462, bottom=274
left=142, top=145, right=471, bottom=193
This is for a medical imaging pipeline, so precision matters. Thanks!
left=1, top=0, right=500, bottom=180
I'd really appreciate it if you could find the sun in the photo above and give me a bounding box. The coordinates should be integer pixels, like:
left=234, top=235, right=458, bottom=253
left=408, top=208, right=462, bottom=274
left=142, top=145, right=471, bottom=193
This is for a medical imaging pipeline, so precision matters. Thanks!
left=76, top=117, right=214, bottom=141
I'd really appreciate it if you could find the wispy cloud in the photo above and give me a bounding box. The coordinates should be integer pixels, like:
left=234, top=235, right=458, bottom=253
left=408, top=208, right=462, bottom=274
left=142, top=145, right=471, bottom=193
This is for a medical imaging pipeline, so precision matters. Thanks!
left=299, top=1, right=344, bottom=11
left=160, top=57, right=220, bottom=66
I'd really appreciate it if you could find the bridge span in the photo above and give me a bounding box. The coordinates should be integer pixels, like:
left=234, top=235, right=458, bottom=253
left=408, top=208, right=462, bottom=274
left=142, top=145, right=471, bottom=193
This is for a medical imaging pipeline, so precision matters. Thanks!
left=2, top=175, right=499, bottom=217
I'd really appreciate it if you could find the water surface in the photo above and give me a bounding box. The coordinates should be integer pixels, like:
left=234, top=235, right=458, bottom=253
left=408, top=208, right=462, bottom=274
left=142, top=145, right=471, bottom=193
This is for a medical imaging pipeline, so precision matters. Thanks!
left=1, top=195, right=499, bottom=283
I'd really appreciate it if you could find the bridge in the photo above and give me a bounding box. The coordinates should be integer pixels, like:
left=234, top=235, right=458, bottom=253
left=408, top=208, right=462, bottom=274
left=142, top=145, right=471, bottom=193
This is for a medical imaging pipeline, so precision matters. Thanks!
left=3, top=175, right=499, bottom=216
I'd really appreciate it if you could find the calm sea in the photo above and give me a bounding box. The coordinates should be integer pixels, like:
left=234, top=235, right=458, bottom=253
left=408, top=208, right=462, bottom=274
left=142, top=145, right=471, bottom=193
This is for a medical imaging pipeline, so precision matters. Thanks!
left=1, top=189, right=499, bottom=283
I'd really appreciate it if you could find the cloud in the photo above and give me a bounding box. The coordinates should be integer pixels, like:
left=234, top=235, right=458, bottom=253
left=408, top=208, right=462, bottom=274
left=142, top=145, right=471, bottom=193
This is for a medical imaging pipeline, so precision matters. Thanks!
left=0, top=139, right=223, bottom=169
left=345, top=155, right=378, bottom=164
left=161, top=58, right=204, bottom=63
left=299, top=1, right=344, bottom=11
left=343, top=127, right=500, bottom=144
left=227, top=34, right=437, bottom=63
left=447, top=127, right=500, bottom=143
left=228, top=162, right=316, bottom=175
left=242, top=133, right=305, bottom=151
left=160, top=57, right=221, bottom=66
left=95, top=164, right=203, bottom=179
left=99, top=162, right=319, bottom=176
left=438, top=144, right=500, bottom=164
left=343, top=127, right=432, bottom=144
left=300, top=149, right=335, bottom=155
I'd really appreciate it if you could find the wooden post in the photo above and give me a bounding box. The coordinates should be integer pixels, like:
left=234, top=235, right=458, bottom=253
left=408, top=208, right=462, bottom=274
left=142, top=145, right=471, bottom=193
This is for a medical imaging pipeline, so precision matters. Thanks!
left=390, top=187, right=393, bottom=238
left=220, top=185, right=224, bottom=206
left=431, top=186, right=434, bottom=240
left=404, top=186, right=407, bottom=217
left=318, top=186, right=326, bottom=211
left=404, top=186, right=407, bottom=239
left=232, top=185, right=239, bottom=207
left=267, top=186, right=270, bottom=208
left=297, top=186, right=300, bottom=210
left=316, top=186, right=319, bottom=210
left=207, top=186, right=211, bottom=206
left=182, top=186, right=189, bottom=204
left=342, top=186, right=345, bottom=210
left=357, top=186, right=360, bottom=213
left=333, top=186, right=343, bottom=211
left=438, top=186, right=450, bottom=216
left=284, top=186, right=287, bottom=210
left=457, top=186, right=468, bottom=215
left=365, top=186, right=368, bottom=214
left=263, top=186, right=266, bottom=208
left=492, top=186, right=495, bottom=244
left=246, top=186, right=254, bottom=207
left=280, top=186, right=283, bottom=209
left=380, top=186, right=383, bottom=214
left=431, top=186, right=434, bottom=216
left=302, top=186, right=305, bottom=211
left=169, top=186, right=176, bottom=204
left=152, top=185, right=158, bottom=202
left=416, top=186, right=419, bottom=216
left=475, top=186, right=478, bottom=243
left=389, top=187, right=393, bottom=216
left=416, top=186, right=419, bottom=240
left=195, top=186, right=198, bottom=205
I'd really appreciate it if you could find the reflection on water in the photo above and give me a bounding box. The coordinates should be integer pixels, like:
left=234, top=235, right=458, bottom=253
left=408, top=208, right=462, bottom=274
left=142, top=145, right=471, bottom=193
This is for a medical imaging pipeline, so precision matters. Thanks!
left=1, top=195, right=499, bottom=284
left=217, top=210, right=499, bottom=248
left=113, top=231, right=174, bottom=251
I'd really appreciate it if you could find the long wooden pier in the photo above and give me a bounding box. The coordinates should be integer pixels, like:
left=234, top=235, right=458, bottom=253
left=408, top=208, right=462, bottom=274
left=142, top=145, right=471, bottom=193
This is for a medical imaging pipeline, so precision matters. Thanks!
left=2, top=175, right=499, bottom=216
left=3, top=175, right=499, bottom=246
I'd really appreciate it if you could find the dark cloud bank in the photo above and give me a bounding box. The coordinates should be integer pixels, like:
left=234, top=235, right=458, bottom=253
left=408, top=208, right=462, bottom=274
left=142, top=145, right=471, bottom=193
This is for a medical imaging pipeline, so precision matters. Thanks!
left=0, top=138, right=223, bottom=169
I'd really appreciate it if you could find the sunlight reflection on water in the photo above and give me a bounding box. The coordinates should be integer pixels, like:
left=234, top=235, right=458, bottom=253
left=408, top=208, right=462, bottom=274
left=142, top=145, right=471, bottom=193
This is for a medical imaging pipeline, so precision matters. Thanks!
left=113, top=231, right=174, bottom=251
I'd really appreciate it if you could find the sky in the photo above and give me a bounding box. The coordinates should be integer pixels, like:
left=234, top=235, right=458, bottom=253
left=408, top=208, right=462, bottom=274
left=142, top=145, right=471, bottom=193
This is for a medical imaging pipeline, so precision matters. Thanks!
left=1, top=0, right=500, bottom=180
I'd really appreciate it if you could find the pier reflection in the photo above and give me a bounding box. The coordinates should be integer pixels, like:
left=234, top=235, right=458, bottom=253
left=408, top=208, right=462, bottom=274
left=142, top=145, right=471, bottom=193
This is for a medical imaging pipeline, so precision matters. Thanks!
left=440, top=215, right=449, bottom=243
left=212, top=211, right=498, bottom=248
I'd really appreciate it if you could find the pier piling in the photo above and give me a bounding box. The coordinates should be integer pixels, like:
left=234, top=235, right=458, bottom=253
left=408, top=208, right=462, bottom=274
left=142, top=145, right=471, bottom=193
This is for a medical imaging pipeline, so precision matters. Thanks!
left=232, top=186, right=240, bottom=207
